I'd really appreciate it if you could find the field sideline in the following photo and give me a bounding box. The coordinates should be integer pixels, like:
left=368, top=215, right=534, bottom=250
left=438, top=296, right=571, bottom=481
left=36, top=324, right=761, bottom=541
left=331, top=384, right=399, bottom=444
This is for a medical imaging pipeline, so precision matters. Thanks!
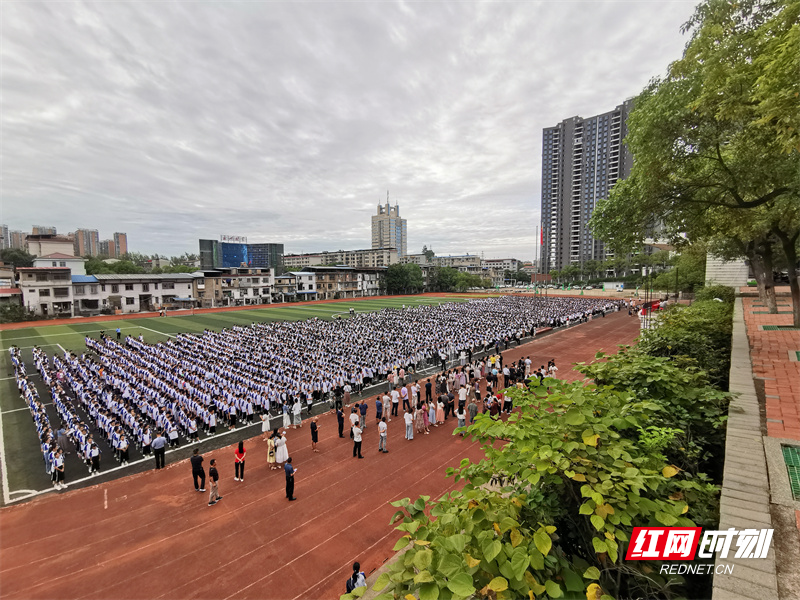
left=0, top=295, right=481, bottom=505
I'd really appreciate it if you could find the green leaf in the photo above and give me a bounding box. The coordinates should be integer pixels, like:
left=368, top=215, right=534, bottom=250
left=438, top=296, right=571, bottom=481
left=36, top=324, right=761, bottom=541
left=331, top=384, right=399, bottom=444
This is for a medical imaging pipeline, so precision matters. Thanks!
left=498, top=559, right=515, bottom=581
left=488, top=577, right=509, bottom=592
left=445, top=534, right=468, bottom=554
left=590, top=515, right=605, bottom=531
left=655, top=511, right=678, bottom=526
left=351, top=586, right=366, bottom=598
left=562, top=568, right=583, bottom=592
left=437, top=553, right=462, bottom=579
left=482, top=539, right=502, bottom=563
left=390, top=497, right=410, bottom=508
left=419, top=582, right=439, bottom=600
left=414, top=570, right=435, bottom=584
left=592, top=538, right=608, bottom=554
left=413, top=549, right=433, bottom=571
left=511, top=550, right=531, bottom=580
left=583, top=566, right=601, bottom=580
left=545, top=579, right=563, bottom=598
left=372, top=573, right=391, bottom=591
left=534, top=527, right=552, bottom=556
left=447, top=573, right=475, bottom=597
left=565, top=408, right=586, bottom=425
left=529, top=548, right=545, bottom=570
left=579, top=502, right=594, bottom=515
left=393, top=537, right=411, bottom=551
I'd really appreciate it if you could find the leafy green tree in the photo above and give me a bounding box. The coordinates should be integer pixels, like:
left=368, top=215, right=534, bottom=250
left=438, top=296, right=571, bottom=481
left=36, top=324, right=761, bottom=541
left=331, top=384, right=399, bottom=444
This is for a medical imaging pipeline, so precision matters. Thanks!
left=406, top=263, right=424, bottom=293
left=0, top=248, right=34, bottom=268
left=651, top=244, right=706, bottom=293
left=0, top=303, right=37, bottom=324
left=590, top=0, right=800, bottom=322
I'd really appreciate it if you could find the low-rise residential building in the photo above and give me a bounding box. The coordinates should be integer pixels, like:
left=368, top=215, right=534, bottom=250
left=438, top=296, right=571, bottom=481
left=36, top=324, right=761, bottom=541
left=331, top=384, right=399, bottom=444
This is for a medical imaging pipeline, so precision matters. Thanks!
left=18, top=267, right=74, bottom=317
left=194, top=268, right=274, bottom=307
left=481, top=258, right=521, bottom=272
left=34, top=253, right=87, bottom=276
left=26, top=235, right=75, bottom=258
left=357, top=267, right=386, bottom=297
left=77, top=273, right=196, bottom=315
left=283, top=248, right=397, bottom=269
left=301, top=266, right=359, bottom=300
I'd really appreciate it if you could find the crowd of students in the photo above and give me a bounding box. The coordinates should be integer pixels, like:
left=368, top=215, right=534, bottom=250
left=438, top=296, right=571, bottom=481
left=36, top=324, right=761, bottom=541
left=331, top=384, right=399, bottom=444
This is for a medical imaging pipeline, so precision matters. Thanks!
left=9, top=295, right=621, bottom=490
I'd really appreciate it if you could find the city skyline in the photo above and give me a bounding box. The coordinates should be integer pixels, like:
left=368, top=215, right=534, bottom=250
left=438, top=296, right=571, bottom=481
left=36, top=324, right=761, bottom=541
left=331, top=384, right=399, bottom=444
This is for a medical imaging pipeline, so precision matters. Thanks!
left=2, top=1, right=701, bottom=260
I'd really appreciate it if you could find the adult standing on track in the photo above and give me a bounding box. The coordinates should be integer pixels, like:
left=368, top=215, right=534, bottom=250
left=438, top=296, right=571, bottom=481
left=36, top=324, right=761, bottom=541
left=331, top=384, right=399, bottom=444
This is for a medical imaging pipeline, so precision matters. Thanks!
left=292, top=399, right=302, bottom=429
left=336, top=406, right=345, bottom=438
left=274, top=428, right=289, bottom=466
left=208, top=459, right=222, bottom=506
left=390, top=386, right=400, bottom=419
left=267, top=430, right=278, bottom=470
left=191, top=448, right=206, bottom=492
left=378, top=416, right=388, bottom=453
left=234, top=441, right=246, bottom=482
left=152, top=430, right=167, bottom=469
left=352, top=423, right=364, bottom=458
left=310, top=417, right=320, bottom=453
left=404, top=407, right=414, bottom=440
left=53, top=448, right=65, bottom=490
left=285, top=457, right=297, bottom=501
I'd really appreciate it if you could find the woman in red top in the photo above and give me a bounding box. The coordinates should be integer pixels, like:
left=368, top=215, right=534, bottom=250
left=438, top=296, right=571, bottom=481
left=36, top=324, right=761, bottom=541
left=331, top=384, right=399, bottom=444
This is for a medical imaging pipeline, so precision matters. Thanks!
left=234, top=441, right=246, bottom=482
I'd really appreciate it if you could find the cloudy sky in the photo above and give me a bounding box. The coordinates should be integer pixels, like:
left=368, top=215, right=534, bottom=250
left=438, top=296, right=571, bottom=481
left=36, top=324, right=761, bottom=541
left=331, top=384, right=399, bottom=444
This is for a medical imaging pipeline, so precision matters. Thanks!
left=2, top=0, right=700, bottom=260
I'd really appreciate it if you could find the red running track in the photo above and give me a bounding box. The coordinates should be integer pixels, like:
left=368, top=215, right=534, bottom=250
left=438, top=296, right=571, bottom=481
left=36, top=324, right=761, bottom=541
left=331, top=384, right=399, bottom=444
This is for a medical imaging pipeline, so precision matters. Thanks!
left=0, top=309, right=640, bottom=600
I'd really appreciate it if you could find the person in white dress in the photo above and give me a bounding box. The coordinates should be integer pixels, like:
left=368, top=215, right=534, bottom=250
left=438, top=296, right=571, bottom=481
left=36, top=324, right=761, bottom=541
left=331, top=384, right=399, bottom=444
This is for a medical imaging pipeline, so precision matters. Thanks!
left=260, top=413, right=271, bottom=440
left=274, top=429, right=289, bottom=465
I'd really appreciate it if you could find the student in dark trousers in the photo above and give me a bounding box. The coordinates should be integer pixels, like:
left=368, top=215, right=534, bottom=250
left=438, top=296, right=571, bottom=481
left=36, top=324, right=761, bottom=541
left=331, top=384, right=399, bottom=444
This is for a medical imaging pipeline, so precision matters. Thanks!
left=152, top=431, right=167, bottom=469
left=208, top=459, right=222, bottom=505
left=352, top=424, right=363, bottom=458
left=190, top=448, right=205, bottom=492
left=336, top=407, right=345, bottom=438
left=234, top=440, right=246, bottom=481
left=285, top=457, right=296, bottom=501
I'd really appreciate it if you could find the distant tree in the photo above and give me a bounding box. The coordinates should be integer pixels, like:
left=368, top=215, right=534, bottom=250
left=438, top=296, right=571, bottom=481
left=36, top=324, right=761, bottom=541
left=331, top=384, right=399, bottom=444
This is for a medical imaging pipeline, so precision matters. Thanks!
left=0, top=303, right=37, bottom=324
left=0, top=248, right=34, bottom=268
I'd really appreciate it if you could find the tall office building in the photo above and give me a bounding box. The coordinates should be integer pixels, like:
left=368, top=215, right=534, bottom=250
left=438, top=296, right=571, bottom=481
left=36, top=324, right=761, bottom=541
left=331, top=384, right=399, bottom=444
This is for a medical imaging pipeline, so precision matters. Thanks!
left=74, top=229, right=100, bottom=256
left=199, top=239, right=284, bottom=270
left=540, top=100, right=634, bottom=273
left=114, top=232, right=128, bottom=257
left=0, top=225, right=8, bottom=250
left=371, top=198, right=407, bottom=258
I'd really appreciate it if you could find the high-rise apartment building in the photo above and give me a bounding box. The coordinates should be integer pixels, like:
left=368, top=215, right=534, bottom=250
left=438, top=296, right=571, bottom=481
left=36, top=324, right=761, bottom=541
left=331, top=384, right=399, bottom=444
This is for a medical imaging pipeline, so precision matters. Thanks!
left=32, top=225, right=57, bottom=235
left=74, top=229, right=100, bottom=257
left=540, top=100, right=634, bottom=273
left=114, top=232, right=128, bottom=257
left=9, top=231, right=26, bottom=250
left=371, top=199, right=407, bottom=258
left=0, top=225, right=8, bottom=250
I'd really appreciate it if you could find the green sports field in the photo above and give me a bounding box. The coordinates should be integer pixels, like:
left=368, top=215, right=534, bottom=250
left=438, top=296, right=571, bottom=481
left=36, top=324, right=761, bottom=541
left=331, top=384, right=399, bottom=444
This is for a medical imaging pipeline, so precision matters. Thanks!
left=0, top=295, right=481, bottom=504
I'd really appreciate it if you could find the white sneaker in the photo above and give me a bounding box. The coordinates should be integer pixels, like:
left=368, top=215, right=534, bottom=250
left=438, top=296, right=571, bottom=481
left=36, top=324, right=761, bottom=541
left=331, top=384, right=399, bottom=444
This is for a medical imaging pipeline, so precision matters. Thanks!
left=234, top=477, right=239, bottom=481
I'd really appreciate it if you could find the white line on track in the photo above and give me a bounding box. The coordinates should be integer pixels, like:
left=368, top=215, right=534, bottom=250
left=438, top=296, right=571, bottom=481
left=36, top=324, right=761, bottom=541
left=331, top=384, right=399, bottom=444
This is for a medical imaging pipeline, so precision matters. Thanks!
left=2, top=403, right=52, bottom=415
left=0, top=384, right=10, bottom=505
left=134, top=325, right=175, bottom=338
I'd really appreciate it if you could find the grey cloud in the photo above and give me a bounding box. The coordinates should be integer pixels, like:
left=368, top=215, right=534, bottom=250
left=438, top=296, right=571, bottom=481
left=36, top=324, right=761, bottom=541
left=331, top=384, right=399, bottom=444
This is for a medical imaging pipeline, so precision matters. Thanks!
left=1, top=1, right=699, bottom=260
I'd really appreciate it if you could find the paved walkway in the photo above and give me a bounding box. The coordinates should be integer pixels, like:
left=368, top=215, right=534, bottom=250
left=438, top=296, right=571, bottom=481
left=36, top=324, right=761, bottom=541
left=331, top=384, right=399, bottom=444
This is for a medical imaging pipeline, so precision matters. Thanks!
left=713, top=291, right=800, bottom=600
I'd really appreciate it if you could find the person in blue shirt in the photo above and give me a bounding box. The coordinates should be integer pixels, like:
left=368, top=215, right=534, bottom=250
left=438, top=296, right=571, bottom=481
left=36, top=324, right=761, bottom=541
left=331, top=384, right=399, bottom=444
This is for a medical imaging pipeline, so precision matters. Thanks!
left=284, top=457, right=297, bottom=501
left=359, top=401, right=368, bottom=429
left=374, top=396, right=383, bottom=423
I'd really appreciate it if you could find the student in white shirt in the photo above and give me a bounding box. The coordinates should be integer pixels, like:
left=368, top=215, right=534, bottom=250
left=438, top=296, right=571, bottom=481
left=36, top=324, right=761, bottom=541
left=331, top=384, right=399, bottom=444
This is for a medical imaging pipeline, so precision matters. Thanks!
left=378, top=416, right=388, bottom=453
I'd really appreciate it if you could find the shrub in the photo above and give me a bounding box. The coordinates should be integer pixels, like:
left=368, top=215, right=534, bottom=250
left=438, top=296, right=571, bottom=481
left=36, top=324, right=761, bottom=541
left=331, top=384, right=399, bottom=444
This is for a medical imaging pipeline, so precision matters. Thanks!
left=694, top=284, right=735, bottom=304
left=362, top=374, right=722, bottom=600
left=636, top=300, right=734, bottom=390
